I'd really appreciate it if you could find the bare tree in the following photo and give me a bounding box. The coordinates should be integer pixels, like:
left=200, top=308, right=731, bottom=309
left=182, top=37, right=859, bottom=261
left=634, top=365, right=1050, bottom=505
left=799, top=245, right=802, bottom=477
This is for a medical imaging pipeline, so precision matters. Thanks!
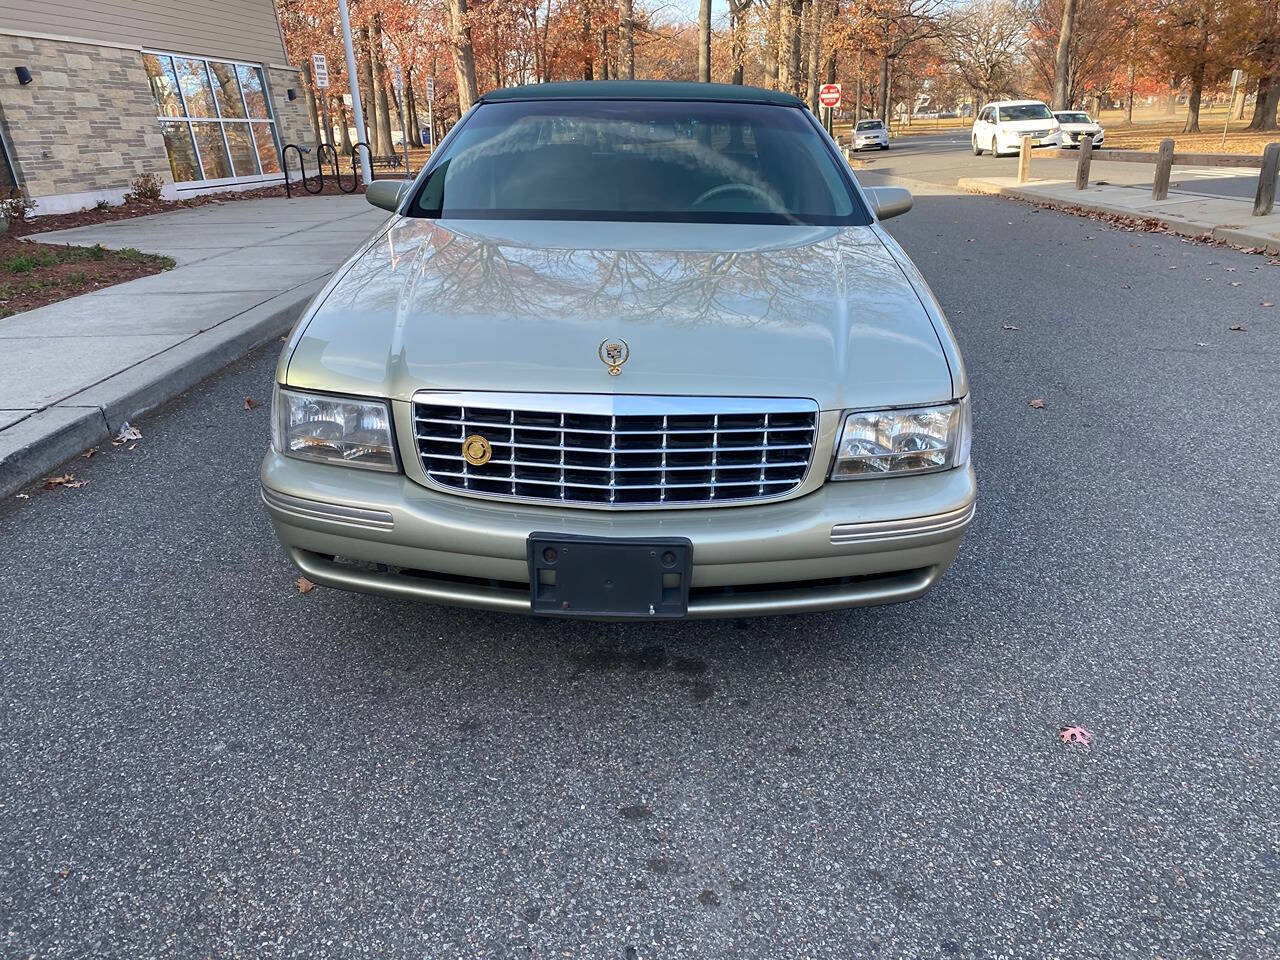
left=870, top=0, right=947, bottom=124
left=943, top=0, right=1031, bottom=102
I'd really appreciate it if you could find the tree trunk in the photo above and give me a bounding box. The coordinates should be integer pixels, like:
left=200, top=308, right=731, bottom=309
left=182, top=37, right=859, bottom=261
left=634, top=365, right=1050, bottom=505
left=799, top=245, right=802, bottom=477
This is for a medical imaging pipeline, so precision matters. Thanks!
left=406, top=77, right=421, bottom=148
left=582, top=7, right=593, bottom=80
left=806, top=0, right=822, bottom=111
left=338, top=99, right=352, bottom=153
left=776, top=0, right=791, bottom=92
left=1165, top=80, right=1177, bottom=114
left=1051, top=0, right=1077, bottom=110
left=699, top=0, right=711, bottom=82
left=358, top=27, right=375, bottom=145
left=1125, top=64, right=1135, bottom=123
left=854, top=46, right=862, bottom=122
left=371, top=18, right=395, bottom=156
left=1232, top=78, right=1247, bottom=120
left=448, top=0, right=479, bottom=113
left=1182, top=11, right=1209, bottom=134
left=600, top=28, right=610, bottom=80
left=879, top=55, right=890, bottom=124
left=788, top=0, right=803, bottom=95
left=620, top=0, right=635, bottom=79
left=729, top=0, right=746, bottom=84
left=1249, top=75, right=1279, bottom=130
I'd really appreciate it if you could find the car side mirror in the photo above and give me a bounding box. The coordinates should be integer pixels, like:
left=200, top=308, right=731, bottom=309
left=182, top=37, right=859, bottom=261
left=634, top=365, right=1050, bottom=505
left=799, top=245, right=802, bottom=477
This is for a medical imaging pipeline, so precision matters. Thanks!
left=366, top=179, right=411, bottom=213
left=866, top=186, right=913, bottom=221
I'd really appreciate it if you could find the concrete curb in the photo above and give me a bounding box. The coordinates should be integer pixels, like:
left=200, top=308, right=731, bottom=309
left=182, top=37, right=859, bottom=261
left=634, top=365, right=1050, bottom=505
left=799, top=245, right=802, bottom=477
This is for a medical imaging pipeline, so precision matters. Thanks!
left=0, top=277, right=324, bottom=498
left=955, top=177, right=1280, bottom=253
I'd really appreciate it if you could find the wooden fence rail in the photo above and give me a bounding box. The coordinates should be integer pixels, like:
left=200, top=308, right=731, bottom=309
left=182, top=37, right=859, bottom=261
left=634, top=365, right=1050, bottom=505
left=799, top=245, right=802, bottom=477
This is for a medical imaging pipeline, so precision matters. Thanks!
left=1019, top=137, right=1280, bottom=217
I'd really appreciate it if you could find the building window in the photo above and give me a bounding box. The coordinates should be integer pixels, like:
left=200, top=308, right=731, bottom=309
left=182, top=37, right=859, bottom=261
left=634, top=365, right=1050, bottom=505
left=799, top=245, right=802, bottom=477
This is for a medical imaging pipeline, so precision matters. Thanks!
left=143, top=52, right=282, bottom=184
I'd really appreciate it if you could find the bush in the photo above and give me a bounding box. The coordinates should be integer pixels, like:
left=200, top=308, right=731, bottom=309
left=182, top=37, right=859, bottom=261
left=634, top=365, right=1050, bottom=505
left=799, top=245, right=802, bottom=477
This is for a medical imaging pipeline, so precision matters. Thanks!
left=126, top=173, right=164, bottom=203
left=0, top=189, right=34, bottom=225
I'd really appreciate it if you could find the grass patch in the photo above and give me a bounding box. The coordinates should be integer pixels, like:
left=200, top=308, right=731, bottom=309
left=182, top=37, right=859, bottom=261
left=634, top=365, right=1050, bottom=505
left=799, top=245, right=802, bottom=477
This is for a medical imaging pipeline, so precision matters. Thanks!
left=0, top=239, right=175, bottom=319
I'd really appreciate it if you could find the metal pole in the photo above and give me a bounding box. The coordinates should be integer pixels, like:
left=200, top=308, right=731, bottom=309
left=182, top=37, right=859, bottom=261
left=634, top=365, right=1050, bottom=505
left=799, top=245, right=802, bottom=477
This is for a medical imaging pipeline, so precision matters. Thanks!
left=337, top=0, right=371, bottom=185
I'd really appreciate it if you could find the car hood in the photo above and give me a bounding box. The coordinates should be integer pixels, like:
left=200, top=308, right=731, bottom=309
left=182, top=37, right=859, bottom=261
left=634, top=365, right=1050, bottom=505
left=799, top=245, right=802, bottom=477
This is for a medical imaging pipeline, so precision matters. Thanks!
left=1060, top=122, right=1101, bottom=131
left=995, top=118, right=1058, bottom=131
left=284, top=217, right=954, bottom=410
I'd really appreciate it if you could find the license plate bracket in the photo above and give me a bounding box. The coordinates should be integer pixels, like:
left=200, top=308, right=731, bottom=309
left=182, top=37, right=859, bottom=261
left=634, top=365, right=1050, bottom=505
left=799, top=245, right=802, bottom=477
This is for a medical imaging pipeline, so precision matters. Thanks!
left=527, top=534, right=692, bottom=618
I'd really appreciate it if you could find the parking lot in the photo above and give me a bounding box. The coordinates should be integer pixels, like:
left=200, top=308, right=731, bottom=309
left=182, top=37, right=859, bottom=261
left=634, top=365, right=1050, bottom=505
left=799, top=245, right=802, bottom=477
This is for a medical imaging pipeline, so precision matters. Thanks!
left=2, top=190, right=1278, bottom=958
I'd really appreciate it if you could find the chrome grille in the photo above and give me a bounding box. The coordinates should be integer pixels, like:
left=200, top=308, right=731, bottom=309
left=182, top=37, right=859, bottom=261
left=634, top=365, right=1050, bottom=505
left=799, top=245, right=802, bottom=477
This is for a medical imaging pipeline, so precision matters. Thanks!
left=413, top=392, right=818, bottom=508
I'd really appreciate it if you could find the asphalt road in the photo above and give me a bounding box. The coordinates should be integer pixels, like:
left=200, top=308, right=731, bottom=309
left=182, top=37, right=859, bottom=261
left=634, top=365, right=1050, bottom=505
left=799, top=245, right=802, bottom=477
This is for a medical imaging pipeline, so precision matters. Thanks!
left=859, top=131, right=1267, bottom=201
left=3, top=194, right=1279, bottom=959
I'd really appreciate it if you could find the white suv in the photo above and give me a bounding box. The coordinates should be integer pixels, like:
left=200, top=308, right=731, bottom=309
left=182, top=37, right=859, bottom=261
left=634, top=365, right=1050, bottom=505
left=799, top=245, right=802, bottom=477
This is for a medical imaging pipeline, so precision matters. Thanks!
left=971, top=100, right=1061, bottom=157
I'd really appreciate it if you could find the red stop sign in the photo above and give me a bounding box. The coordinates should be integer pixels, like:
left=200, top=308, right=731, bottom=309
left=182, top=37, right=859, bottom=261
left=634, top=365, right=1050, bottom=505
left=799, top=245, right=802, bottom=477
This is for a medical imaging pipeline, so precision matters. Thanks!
left=818, top=83, right=841, bottom=109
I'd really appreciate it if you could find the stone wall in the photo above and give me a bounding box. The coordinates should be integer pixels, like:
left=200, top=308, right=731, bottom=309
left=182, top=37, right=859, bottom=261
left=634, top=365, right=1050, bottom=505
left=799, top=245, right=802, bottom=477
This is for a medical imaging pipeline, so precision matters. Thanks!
left=266, top=65, right=316, bottom=175
left=0, top=34, right=170, bottom=207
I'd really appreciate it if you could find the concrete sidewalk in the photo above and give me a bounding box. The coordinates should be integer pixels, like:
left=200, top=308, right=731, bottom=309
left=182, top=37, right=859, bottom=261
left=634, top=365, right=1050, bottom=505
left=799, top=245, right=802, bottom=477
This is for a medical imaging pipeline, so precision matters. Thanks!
left=954, top=175, right=1280, bottom=253
left=1, top=195, right=388, bottom=497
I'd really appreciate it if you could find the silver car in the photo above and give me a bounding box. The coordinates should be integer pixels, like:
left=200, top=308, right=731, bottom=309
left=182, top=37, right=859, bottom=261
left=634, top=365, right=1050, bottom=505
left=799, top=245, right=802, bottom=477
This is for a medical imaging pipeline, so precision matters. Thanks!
left=262, top=81, right=975, bottom=620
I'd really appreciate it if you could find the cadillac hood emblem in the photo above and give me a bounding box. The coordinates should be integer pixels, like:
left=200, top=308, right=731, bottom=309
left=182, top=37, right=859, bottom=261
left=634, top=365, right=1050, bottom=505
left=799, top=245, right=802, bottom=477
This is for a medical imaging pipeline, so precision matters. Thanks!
left=598, top=338, right=630, bottom=376
left=462, top=434, right=492, bottom=466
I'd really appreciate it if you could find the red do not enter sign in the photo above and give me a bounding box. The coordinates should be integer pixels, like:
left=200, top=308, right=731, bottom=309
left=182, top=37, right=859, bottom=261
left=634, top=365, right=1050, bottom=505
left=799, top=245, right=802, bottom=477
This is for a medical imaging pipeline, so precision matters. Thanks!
left=818, top=83, right=841, bottom=109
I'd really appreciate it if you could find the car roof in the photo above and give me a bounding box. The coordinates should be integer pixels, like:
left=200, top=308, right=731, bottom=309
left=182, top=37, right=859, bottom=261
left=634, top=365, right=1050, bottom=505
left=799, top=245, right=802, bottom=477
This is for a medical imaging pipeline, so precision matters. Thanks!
left=984, top=99, right=1048, bottom=107
left=478, top=80, right=807, bottom=108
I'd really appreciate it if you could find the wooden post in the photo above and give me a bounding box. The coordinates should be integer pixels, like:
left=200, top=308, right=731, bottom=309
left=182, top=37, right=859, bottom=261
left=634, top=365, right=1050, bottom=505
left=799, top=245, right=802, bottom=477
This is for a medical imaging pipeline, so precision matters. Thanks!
left=1254, top=142, right=1280, bottom=217
left=1152, top=138, right=1174, bottom=201
left=1075, top=136, right=1093, bottom=190
left=1018, top=136, right=1032, bottom=183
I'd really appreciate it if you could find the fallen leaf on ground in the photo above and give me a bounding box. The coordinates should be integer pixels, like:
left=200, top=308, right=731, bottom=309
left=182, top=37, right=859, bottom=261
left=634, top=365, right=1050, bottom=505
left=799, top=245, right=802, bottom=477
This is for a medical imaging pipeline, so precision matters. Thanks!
left=112, top=422, right=142, bottom=444
left=243, top=396, right=259, bottom=410
left=1028, top=398, right=1046, bottom=409
left=294, top=577, right=316, bottom=594
left=1002, top=324, right=1020, bottom=330
left=1229, top=324, right=1247, bottom=331
left=1262, top=302, right=1275, bottom=308
left=1060, top=725, right=1093, bottom=749
left=82, top=447, right=98, bottom=459
left=1194, top=342, right=1209, bottom=347
left=15, top=493, right=30, bottom=499
left=1230, top=282, right=1242, bottom=286
left=41, top=474, right=86, bottom=490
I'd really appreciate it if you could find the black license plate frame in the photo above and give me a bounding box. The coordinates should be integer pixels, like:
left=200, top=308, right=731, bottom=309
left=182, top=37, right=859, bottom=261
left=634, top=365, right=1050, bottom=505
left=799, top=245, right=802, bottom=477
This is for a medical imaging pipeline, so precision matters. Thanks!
left=527, top=534, right=692, bottom=619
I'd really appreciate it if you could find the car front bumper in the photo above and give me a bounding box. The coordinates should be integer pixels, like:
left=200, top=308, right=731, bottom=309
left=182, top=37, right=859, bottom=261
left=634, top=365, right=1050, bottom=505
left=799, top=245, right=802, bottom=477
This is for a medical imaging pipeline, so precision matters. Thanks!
left=261, top=452, right=976, bottom=619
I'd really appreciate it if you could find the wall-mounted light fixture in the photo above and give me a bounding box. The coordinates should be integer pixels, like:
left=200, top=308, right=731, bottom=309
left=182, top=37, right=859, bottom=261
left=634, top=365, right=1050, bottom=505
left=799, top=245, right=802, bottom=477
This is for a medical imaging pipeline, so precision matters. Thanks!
left=287, top=88, right=297, bottom=101
left=15, top=66, right=32, bottom=85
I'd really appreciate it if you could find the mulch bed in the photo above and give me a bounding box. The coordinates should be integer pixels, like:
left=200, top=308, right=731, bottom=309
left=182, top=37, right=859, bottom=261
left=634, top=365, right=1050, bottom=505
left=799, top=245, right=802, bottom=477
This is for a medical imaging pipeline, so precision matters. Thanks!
left=6, top=176, right=375, bottom=239
left=0, top=236, right=175, bottom=318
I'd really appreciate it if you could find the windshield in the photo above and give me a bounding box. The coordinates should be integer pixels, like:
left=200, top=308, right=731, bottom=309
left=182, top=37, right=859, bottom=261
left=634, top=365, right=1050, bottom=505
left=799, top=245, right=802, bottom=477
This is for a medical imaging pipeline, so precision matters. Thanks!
left=1055, top=112, right=1091, bottom=124
left=999, top=103, right=1054, bottom=122
left=410, top=99, right=867, bottom=225
left=856, top=120, right=883, bottom=130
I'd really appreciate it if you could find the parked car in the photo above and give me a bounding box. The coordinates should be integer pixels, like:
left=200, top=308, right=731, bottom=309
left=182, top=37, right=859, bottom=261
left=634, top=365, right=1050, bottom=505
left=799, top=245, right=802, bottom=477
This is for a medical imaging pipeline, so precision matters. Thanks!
left=262, top=81, right=975, bottom=620
left=1052, top=110, right=1104, bottom=148
left=853, top=118, right=889, bottom=150
left=971, top=100, right=1061, bottom=156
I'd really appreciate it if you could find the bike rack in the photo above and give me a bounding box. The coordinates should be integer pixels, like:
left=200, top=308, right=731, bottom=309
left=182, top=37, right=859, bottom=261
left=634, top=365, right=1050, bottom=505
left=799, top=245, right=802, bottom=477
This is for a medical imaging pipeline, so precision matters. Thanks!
left=281, top=144, right=323, bottom=198
left=280, top=141, right=372, bottom=197
left=318, top=143, right=356, bottom=194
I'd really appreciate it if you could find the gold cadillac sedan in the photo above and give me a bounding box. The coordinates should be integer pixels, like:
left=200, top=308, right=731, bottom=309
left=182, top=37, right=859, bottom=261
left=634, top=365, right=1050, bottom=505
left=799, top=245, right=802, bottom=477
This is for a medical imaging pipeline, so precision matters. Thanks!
left=261, top=81, right=975, bottom=619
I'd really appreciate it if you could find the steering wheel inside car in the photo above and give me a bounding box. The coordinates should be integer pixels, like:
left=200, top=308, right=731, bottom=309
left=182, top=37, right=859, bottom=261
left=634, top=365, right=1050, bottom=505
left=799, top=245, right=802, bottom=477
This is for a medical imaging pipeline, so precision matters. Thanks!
left=691, top=182, right=777, bottom=209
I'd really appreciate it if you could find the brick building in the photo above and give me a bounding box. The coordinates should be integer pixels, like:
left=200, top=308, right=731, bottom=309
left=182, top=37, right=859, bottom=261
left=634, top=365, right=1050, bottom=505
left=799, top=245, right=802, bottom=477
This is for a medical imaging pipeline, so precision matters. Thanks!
left=0, top=0, right=317, bottom=214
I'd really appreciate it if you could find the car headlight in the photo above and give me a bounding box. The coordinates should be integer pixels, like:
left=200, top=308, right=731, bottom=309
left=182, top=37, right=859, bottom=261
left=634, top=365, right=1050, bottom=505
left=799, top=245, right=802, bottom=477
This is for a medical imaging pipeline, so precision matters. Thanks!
left=831, top=398, right=970, bottom=479
left=272, top=386, right=398, bottom=471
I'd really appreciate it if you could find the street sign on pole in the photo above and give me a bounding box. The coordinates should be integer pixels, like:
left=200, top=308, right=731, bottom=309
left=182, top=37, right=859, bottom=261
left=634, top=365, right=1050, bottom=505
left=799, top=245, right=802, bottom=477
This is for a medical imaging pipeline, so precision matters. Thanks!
left=819, top=83, right=841, bottom=110
left=426, top=76, right=434, bottom=101
left=312, top=53, right=329, bottom=89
